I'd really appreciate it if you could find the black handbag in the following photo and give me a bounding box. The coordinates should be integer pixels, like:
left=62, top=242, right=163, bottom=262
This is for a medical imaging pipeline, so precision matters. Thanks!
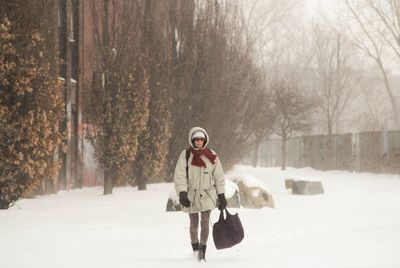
left=212, top=208, right=244, bottom=250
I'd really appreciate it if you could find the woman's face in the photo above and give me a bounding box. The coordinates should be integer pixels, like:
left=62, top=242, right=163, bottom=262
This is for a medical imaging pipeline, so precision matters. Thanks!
left=194, top=137, right=205, bottom=148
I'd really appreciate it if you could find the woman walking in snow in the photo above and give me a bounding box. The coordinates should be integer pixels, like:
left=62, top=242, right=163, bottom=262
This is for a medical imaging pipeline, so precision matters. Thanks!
left=174, top=126, right=227, bottom=262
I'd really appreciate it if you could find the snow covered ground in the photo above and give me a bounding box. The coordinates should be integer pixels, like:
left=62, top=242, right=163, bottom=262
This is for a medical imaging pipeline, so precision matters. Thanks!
left=1, top=165, right=400, bottom=268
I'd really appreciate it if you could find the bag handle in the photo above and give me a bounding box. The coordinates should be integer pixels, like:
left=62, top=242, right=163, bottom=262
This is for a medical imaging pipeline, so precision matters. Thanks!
left=225, top=208, right=232, bottom=217
left=218, top=208, right=231, bottom=222
left=218, top=210, right=225, bottom=222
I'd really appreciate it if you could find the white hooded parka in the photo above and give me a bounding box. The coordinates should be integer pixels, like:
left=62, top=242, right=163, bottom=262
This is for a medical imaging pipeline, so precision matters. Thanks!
left=173, top=127, right=225, bottom=213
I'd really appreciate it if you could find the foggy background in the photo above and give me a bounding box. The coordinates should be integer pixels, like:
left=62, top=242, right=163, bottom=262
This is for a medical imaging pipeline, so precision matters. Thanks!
left=246, top=0, right=399, bottom=133
left=0, top=0, right=399, bottom=206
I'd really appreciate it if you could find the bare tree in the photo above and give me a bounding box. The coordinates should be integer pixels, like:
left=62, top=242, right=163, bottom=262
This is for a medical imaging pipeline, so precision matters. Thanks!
left=311, top=24, right=359, bottom=136
left=88, top=0, right=150, bottom=194
left=242, top=0, right=300, bottom=68
left=248, top=86, right=276, bottom=168
left=359, top=84, right=386, bottom=130
left=271, top=80, right=317, bottom=170
left=164, top=0, right=277, bottom=175
left=344, top=0, right=400, bottom=129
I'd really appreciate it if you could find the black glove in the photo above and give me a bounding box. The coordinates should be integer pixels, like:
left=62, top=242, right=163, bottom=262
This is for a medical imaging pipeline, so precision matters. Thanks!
left=179, top=191, right=191, bottom=208
left=217, top=193, right=227, bottom=211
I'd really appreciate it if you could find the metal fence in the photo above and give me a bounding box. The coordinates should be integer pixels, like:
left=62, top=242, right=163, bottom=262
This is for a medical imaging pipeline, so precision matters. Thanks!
left=243, top=130, right=400, bottom=174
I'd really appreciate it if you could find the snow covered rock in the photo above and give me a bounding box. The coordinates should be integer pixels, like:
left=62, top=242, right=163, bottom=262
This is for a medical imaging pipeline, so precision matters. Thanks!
left=166, top=190, right=181, bottom=212
left=285, top=179, right=294, bottom=189
left=225, top=179, right=240, bottom=208
left=227, top=173, right=274, bottom=209
left=285, top=177, right=324, bottom=195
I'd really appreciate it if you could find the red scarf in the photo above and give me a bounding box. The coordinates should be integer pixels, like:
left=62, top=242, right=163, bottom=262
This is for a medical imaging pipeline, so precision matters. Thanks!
left=190, top=147, right=217, bottom=167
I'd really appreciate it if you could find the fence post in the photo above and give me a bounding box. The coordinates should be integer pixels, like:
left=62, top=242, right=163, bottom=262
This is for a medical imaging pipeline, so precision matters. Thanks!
left=351, top=132, right=360, bottom=172
left=382, top=129, right=388, bottom=155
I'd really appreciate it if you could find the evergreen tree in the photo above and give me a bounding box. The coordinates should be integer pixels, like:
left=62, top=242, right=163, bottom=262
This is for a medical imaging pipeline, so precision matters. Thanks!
left=0, top=18, right=64, bottom=209
left=88, top=61, right=150, bottom=194
left=88, top=0, right=150, bottom=194
left=132, top=0, right=173, bottom=190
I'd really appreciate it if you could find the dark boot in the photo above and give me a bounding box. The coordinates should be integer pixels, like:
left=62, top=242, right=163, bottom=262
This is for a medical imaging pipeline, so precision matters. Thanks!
left=198, top=244, right=207, bottom=262
left=191, top=242, right=199, bottom=252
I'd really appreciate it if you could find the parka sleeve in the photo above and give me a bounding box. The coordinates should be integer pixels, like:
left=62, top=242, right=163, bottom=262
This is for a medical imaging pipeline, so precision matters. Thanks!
left=174, top=150, right=188, bottom=194
left=212, top=156, right=225, bottom=195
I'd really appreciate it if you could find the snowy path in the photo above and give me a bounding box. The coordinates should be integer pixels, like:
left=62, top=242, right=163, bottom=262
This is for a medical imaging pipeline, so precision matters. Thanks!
left=1, top=165, right=400, bottom=268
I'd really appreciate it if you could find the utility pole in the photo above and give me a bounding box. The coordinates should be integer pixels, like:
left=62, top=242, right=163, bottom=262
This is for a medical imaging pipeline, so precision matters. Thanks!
left=51, top=0, right=60, bottom=192
left=73, top=0, right=82, bottom=188
left=59, top=0, right=73, bottom=190
left=66, top=0, right=73, bottom=190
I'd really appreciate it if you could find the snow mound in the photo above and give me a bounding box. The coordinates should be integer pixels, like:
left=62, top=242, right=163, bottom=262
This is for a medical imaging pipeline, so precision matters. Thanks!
left=287, top=176, right=321, bottom=182
left=225, top=179, right=239, bottom=198
left=226, top=173, right=270, bottom=192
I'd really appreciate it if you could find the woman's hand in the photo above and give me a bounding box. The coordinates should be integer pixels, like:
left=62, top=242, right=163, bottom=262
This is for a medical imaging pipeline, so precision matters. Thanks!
left=179, top=191, right=191, bottom=207
left=217, top=193, right=227, bottom=210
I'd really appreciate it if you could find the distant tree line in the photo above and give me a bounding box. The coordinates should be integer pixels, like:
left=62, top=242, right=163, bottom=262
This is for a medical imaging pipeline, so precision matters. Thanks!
left=2, top=0, right=398, bottom=208
left=85, top=0, right=280, bottom=194
left=0, top=0, right=284, bottom=208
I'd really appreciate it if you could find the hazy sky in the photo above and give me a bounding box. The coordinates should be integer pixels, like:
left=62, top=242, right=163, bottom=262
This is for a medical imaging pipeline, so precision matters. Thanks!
left=305, top=0, right=339, bottom=18
left=304, top=0, right=339, bottom=18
